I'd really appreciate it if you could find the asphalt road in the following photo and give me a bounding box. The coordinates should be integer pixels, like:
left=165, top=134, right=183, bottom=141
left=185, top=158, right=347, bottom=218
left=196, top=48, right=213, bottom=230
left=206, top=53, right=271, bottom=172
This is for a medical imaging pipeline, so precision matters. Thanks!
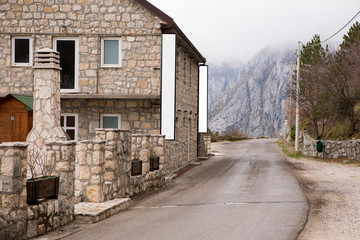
left=63, top=139, right=308, bottom=240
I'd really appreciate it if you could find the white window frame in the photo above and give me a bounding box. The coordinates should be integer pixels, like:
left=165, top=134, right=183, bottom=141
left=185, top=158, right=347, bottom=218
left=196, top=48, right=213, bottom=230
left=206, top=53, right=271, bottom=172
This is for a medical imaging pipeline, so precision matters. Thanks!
left=53, top=37, right=79, bottom=93
left=61, top=113, right=78, bottom=141
left=101, top=37, right=122, bottom=68
left=100, top=114, right=122, bottom=129
left=12, top=36, right=33, bottom=66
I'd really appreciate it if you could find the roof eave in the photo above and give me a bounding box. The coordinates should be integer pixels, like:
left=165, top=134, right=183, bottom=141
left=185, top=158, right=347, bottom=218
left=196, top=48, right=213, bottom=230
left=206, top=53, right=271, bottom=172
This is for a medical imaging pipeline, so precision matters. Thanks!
left=134, top=0, right=206, bottom=63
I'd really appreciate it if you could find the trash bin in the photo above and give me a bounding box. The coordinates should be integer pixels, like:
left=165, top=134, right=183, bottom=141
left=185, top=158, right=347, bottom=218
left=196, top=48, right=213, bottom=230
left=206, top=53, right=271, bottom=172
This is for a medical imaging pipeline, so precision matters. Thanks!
left=316, top=140, right=324, bottom=153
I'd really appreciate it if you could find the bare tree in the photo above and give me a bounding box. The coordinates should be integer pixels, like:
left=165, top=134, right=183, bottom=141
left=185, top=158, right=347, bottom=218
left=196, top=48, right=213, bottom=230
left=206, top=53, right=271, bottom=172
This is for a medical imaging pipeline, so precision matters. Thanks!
left=28, top=146, right=53, bottom=179
left=292, top=35, right=332, bottom=139
left=327, top=39, right=360, bottom=135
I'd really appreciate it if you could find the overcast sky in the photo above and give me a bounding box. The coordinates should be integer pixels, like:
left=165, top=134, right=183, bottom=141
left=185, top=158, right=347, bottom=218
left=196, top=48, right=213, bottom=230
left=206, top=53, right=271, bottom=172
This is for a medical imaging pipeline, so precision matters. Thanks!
left=147, top=0, right=360, bottom=64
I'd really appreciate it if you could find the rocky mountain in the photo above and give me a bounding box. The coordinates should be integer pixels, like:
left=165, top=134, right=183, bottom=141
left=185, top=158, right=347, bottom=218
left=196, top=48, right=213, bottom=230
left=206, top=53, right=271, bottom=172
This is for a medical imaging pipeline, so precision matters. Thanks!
left=208, top=61, right=244, bottom=108
left=208, top=47, right=295, bottom=137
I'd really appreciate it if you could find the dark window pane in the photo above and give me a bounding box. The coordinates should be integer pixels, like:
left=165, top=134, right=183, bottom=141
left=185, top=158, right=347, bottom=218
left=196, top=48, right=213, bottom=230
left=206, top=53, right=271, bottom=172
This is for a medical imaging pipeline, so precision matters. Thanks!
left=66, top=129, right=75, bottom=140
left=61, top=116, right=64, bottom=126
left=15, top=39, right=30, bottom=63
left=57, top=40, right=75, bottom=89
left=67, top=116, right=75, bottom=127
left=103, top=116, right=118, bottom=128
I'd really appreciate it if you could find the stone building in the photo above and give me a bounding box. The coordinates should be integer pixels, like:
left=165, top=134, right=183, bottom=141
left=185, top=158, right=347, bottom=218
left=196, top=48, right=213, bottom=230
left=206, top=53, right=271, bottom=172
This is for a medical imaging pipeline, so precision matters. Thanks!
left=0, top=0, right=208, bottom=169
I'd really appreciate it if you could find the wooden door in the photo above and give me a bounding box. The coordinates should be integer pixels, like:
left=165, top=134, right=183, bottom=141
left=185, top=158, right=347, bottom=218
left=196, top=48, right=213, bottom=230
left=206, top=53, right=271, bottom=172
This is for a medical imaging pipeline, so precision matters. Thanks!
left=12, top=112, right=28, bottom=142
left=0, top=113, right=12, bottom=143
left=0, top=112, right=29, bottom=143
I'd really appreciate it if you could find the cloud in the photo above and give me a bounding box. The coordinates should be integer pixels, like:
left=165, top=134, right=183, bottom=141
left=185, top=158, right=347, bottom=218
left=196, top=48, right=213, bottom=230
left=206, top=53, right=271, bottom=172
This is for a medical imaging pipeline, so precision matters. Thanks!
left=148, top=0, right=360, bottom=63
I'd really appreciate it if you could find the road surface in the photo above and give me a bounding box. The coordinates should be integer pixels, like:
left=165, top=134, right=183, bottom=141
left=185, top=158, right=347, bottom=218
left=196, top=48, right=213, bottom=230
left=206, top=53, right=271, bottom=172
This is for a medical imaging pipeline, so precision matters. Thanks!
left=64, top=139, right=308, bottom=240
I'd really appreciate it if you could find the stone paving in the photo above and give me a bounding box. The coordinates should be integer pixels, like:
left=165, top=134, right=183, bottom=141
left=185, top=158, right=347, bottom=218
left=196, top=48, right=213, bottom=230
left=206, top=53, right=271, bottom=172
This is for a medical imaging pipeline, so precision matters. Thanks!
left=32, top=160, right=205, bottom=239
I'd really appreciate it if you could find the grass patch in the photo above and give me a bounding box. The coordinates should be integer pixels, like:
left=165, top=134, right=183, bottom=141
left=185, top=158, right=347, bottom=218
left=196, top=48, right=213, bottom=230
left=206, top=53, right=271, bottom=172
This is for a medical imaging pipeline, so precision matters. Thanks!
left=277, top=139, right=305, bottom=159
left=277, top=139, right=360, bottom=165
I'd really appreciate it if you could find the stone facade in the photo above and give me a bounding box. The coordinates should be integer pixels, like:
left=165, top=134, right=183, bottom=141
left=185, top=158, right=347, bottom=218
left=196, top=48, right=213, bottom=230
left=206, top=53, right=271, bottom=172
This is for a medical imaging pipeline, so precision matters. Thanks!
left=0, top=0, right=163, bottom=95
left=0, top=0, right=207, bottom=171
left=302, top=133, right=360, bottom=160
left=61, top=98, right=160, bottom=140
left=165, top=46, right=200, bottom=170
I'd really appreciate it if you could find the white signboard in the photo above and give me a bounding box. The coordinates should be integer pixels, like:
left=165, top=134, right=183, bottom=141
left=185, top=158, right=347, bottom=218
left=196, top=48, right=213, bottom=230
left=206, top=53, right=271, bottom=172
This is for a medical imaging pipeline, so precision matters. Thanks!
left=161, top=34, right=176, bottom=140
left=198, top=65, right=208, bottom=133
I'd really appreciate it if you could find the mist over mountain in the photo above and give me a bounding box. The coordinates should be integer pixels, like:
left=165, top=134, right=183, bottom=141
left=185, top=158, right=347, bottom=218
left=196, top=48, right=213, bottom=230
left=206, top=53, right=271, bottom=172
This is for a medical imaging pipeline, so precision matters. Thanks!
left=208, top=47, right=295, bottom=138
left=208, top=60, right=245, bottom=108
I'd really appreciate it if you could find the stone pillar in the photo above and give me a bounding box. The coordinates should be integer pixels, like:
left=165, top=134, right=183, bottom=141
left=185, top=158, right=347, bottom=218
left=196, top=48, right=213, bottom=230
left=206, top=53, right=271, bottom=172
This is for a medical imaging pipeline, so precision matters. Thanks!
left=75, top=140, right=105, bottom=203
left=27, top=48, right=67, bottom=178
left=198, top=133, right=211, bottom=157
left=96, top=129, right=120, bottom=200
left=149, top=135, right=166, bottom=170
left=0, top=142, right=28, bottom=239
left=0, top=142, right=28, bottom=209
left=46, top=141, right=76, bottom=198
left=118, top=130, right=132, bottom=197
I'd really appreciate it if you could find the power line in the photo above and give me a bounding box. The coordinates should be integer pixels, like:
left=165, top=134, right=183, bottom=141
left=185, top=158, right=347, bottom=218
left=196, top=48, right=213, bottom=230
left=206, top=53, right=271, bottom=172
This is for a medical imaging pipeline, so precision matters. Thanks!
left=300, top=10, right=360, bottom=48
left=321, top=10, right=360, bottom=44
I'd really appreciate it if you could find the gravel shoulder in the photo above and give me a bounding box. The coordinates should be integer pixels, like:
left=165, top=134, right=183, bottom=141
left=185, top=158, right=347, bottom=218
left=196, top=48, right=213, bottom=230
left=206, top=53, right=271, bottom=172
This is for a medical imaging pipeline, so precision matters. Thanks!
left=286, top=157, right=360, bottom=239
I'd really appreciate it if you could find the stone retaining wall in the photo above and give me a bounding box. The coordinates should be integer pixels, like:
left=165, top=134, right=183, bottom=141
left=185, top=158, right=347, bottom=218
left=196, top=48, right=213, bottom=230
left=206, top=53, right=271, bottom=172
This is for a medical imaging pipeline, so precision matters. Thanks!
left=302, top=133, right=360, bottom=160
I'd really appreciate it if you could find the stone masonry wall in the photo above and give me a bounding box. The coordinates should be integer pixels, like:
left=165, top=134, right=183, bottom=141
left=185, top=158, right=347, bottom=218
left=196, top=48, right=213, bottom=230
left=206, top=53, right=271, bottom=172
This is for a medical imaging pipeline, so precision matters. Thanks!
left=0, top=0, right=163, bottom=95
left=302, top=133, right=360, bottom=160
left=95, top=129, right=132, bottom=200
left=75, top=129, right=166, bottom=202
left=0, top=141, right=75, bottom=239
left=0, top=142, right=28, bottom=239
left=165, top=46, right=200, bottom=170
left=61, top=98, right=160, bottom=140
left=198, top=133, right=211, bottom=157
left=75, top=140, right=106, bottom=203
left=130, top=134, right=166, bottom=196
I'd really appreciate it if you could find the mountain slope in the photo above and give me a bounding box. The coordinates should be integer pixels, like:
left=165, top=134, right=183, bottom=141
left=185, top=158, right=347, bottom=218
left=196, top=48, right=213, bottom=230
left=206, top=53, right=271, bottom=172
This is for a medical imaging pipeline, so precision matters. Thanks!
left=208, top=61, right=244, bottom=108
left=208, top=47, right=295, bottom=137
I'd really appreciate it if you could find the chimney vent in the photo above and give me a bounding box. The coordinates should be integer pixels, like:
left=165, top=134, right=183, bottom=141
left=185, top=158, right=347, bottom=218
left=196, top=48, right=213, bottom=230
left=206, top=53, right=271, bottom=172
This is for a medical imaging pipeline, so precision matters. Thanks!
left=33, top=48, right=61, bottom=70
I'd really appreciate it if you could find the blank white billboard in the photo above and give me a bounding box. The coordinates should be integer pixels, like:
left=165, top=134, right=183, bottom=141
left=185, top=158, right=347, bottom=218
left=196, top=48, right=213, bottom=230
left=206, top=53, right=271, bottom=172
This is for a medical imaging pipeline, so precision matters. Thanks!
left=161, top=34, right=176, bottom=140
left=198, top=65, right=208, bottom=133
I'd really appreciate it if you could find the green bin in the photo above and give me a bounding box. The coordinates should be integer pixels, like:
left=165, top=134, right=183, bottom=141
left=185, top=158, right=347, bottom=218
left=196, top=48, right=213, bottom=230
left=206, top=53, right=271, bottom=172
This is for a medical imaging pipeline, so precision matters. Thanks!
left=316, top=140, right=324, bottom=153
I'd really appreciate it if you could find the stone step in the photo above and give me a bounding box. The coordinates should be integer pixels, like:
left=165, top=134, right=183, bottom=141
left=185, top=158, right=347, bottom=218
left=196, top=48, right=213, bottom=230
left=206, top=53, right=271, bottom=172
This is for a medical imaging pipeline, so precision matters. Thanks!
left=74, top=198, right=131, bottom=224
left=190, top=161, right=202, bottom=166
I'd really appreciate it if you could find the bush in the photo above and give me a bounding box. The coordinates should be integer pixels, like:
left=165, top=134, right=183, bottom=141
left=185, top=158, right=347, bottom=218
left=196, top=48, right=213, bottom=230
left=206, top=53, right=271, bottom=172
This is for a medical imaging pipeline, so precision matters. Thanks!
left=290, top=125, right=295, bottom=141
left=209, top=128, right=248, bottom=142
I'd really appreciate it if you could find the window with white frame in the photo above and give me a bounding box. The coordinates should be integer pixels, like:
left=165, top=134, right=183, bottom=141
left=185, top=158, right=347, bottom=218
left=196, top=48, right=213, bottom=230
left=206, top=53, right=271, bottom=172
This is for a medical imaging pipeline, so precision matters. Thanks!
left=101, top=38, right=122, bottom=67
left=61, top=113, right=78, bottom=141
left=53, top=37, right=79, bottom=92
left=100, top=114, right=121, bottom=129
left=12, top=37, right=32, bottom=66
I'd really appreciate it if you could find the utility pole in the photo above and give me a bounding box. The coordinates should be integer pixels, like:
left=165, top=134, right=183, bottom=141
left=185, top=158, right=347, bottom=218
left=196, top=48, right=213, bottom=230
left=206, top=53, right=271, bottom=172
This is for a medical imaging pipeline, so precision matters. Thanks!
left=295, top=41, right=301, bottom=152
left=289, top=61, right=293, bottom=127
